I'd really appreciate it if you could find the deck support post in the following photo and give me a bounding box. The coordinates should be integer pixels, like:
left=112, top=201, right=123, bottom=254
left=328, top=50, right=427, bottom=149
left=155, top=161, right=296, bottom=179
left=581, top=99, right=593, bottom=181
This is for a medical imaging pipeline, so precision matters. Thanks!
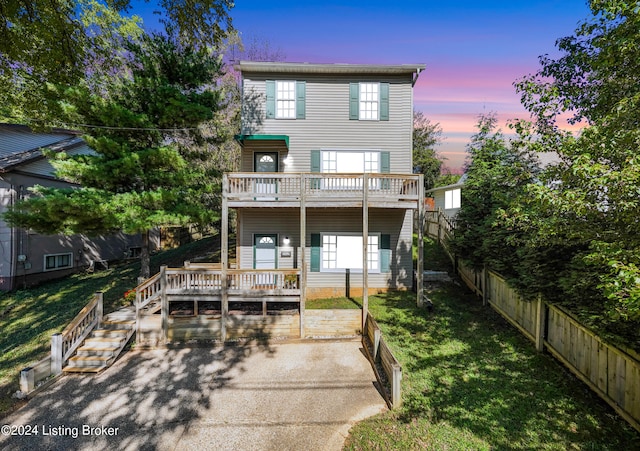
left=221, top=174, right=229, bottom=343
left=417, top=174, right=425, bottom=307
left=362, top=173, right=369, bottom=329
left=299, top=175, right=306, bottom=338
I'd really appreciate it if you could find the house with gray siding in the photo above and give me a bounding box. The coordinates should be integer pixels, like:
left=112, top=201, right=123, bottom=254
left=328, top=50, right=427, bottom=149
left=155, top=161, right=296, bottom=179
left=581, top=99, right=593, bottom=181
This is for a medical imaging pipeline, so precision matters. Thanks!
left=0, top=124, right=144, bottom=290
left=427, top=174, right=466, bottom=219
left=226, top=61, right=426, bottom=300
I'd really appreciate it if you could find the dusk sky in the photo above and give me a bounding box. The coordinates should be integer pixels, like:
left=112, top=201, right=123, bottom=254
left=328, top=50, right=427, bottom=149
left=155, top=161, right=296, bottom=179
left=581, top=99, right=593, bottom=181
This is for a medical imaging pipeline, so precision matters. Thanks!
left=140, top=1, right=594, bottom=171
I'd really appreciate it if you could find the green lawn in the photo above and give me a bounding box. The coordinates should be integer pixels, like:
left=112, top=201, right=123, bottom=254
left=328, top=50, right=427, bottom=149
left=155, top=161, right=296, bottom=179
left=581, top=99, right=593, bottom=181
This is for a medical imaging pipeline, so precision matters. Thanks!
left=0, top=235, right=220, bottom=416
left=344, top=239, right=640, bottom=450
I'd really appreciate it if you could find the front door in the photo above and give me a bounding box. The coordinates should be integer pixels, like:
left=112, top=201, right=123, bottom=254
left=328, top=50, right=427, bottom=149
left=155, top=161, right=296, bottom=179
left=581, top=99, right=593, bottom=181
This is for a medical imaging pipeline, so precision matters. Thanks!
left=255, top=152, right=278, bottom=199
left=254, top=234, right=277, bottom=286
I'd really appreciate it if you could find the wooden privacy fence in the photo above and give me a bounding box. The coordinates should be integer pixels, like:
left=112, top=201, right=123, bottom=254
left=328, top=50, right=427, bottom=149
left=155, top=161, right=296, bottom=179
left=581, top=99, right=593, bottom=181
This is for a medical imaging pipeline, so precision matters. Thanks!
left=424, top=210, right=640, bottom=432
left=363, top=312, right=402, bottom=409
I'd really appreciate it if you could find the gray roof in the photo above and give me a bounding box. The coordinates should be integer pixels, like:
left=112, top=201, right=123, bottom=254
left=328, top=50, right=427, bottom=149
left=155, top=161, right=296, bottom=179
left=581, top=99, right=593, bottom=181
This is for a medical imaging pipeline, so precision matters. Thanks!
left=237, top=61, right=425, bottom=76
left=0, top=124, right=85, bottom=172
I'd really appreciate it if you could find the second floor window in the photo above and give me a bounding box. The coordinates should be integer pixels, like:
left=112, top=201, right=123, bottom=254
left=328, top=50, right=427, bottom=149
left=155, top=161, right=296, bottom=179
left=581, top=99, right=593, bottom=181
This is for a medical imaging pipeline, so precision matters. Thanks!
left=359, top=83, right=379, bottom=120
left=276, top=81, right=296, bottom=118
left=266, top=80, right=306, bottom=119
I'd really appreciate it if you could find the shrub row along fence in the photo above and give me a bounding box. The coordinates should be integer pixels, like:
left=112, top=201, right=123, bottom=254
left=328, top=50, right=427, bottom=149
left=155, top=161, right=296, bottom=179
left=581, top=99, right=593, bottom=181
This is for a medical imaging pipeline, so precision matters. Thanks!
left=363, top=312, right=402, bottom=409
left=425, top=209, right=640, bottom=433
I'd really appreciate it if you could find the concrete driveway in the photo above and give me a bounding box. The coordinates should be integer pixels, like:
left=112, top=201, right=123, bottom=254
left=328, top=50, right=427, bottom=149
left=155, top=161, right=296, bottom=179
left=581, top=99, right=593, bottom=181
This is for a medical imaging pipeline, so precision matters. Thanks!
left=0, top=339, right=386, bottom=451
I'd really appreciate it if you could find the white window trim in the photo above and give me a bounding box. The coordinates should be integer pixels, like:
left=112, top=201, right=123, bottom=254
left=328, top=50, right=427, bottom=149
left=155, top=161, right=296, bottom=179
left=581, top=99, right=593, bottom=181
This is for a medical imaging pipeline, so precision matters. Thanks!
left=44, top=252, right=73, bottom=271
left=320, top=232, right=380, bottom=273
left=276, top=80, right=296, bottom=119
left=359, top=82, right=379, bottom=121
left=320, top=149, right=381, bottom=173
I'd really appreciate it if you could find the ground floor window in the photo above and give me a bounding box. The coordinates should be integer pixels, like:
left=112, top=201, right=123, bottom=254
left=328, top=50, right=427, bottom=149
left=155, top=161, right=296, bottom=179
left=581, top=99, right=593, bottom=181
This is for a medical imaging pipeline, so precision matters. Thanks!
left=321, top=234, right=379, bottom=272
left=44, top=253, right=73, bottom=271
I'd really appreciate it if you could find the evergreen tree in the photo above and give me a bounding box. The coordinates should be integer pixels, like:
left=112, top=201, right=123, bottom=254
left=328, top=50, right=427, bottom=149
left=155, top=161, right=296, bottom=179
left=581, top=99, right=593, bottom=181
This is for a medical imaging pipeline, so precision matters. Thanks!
left=5, top=33, right=232, bottom=278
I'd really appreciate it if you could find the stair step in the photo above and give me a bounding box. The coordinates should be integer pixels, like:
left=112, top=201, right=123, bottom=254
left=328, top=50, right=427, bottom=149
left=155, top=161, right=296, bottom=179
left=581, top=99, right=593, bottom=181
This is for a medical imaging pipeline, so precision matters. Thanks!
left=102, top=319, right=136, bottom=327
left=84, top=337, right=126, bottom=348
left=76, top=345, right=119, bottom=357
left=67, top=355, right=112, bottom=367
left=63, top=366, right=105, bottom=374
left=91, top=329, right=130, bottom=338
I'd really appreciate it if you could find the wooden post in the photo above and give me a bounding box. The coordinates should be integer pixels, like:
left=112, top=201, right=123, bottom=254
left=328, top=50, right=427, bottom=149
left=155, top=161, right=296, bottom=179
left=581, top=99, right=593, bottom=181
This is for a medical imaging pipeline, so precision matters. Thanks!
left=96, top=292, right=103, bottom=324
left=160, top=265, right=168, bottom=344
left=362, top=173, right=369, bottom=330
left=20, top=367, right=35, bottom=393
left=417, top=174, right=425, bottom=307
left=392, top=364, right=402, bottom=408
left=345, top=268, right=350, bottom=298
left=221, top=174, right=229, bottom=343
left=51, top=333, right=63, bottom=375
left=535, top=295, right=547, bottom=352
left=299, top=174, right=306, bottom=338
left=482, top=264, right=489, bottom=306
left=135, top=287, right=142, bottom=345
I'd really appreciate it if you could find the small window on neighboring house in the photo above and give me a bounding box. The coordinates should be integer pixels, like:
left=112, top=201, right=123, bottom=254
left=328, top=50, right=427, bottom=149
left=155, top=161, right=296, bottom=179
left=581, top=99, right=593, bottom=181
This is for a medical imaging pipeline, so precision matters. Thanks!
left=44, top=253, right=73, bottom=271
left=445, top=188, right=461, bottom=209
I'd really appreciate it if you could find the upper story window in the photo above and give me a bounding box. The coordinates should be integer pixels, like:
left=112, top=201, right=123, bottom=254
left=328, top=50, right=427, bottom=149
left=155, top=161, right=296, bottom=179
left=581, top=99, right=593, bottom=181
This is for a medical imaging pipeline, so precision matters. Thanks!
left=266, top=80, right=305, bottom=119
left=350, top=82, right=389, bottom=121
left=276, top=81, right=296, bottom=118
left=359, top=83, right=379, bottom=120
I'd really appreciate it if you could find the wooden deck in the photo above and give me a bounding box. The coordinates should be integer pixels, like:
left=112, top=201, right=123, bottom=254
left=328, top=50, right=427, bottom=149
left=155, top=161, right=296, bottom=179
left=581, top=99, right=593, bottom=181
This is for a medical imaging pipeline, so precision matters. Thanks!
left=225, top=172, right=422, bottom=208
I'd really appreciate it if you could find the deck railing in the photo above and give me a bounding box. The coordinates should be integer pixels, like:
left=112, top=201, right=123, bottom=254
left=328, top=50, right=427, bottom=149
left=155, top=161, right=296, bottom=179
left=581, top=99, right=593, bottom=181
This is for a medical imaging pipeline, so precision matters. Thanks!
left=226, top=173, right=421, bottom=202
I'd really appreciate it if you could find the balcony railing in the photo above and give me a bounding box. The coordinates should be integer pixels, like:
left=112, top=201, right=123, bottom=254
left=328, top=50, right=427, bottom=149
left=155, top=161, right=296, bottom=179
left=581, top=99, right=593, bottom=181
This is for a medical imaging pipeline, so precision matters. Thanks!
left=225, top=173, right=422, bottom=204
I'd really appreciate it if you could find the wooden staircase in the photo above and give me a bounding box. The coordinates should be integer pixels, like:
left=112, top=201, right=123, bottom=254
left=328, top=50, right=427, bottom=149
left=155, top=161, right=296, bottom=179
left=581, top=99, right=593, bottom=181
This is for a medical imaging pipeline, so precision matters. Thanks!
left=63, top=307, right=136, bottom=373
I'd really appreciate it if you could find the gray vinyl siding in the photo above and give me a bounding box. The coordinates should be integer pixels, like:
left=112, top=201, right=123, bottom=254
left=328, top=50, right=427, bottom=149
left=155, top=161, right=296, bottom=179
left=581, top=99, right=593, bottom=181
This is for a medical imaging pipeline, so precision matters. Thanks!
left=241, top=73, right=413, bottom=174
left=238, top=208, right=413, bottom=289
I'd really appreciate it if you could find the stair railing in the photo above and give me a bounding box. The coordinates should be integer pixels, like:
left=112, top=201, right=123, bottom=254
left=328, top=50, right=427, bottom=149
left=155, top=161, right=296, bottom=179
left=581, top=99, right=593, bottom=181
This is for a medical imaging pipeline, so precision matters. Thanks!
left=51, top=292, right=103, bottom=374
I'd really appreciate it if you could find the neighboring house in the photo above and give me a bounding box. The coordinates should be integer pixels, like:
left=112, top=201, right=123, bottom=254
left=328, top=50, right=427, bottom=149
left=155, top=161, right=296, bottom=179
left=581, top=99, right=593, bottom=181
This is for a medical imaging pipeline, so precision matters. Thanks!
left=228, top=61, right=426, bottom=299
left=0, top=124, right=146, bottom=291
left=426, top=173, right=467, bottom=218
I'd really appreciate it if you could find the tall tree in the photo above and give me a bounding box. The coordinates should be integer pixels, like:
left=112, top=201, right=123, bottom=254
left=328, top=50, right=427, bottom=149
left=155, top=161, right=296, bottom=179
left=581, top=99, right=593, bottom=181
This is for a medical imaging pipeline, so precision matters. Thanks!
left=0, top=0, right=234, bottom=123
left=413, top=110, right=444, bottom=191
left=450, top=114, right=541, bottom=275
left=513, top=1, right=640, bottom=321
left=5, top=33, right=232, bottom=278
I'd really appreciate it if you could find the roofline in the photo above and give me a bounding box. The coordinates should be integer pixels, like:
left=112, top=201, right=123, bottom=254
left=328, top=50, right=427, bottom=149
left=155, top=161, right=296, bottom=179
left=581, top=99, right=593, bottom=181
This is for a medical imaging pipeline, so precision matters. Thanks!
left=236, top=61, right=426, bottom=76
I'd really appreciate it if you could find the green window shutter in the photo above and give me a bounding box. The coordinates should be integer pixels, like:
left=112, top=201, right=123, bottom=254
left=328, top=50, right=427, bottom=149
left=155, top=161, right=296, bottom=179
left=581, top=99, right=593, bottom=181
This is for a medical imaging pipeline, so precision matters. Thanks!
left=380, top=151, right=391, bottom=189
left=310, top=150, right=321, bottom=189
left=310, top=233, right=321, bottom=272
left=380, top=151, right=390, bottom=173
left=380, top=234, right=391, bottom=272
left=296, top=81, right=306, bottom=119
left=349, top=82, right=359, bottom=120
left=380, top=82, right=389, bottom=121
left=266, top=80, right=275, bottom=119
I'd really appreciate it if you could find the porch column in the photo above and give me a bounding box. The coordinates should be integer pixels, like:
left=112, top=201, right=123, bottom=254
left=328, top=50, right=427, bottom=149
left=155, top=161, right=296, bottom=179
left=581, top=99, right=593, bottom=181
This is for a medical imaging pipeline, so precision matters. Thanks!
left=417, top=174, right=425, bottom=307
left=299, top=174, right=306, bottom=338
left=221, top=174, right=229, bottom=342
left=362, top=173, right=369, bottom=329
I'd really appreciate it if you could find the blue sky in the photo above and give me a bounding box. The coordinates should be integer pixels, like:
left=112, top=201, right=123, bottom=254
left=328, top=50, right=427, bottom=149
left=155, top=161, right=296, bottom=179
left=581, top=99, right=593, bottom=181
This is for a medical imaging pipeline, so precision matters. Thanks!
left=137, top=1, right=594, bottom=171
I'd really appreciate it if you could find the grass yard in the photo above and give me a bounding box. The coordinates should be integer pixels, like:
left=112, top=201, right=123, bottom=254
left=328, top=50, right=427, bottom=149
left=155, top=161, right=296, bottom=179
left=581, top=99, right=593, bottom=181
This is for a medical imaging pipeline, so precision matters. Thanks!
left=344, top=239, right=640, bottom=450
left=0, top=235, right=220, bottom=417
